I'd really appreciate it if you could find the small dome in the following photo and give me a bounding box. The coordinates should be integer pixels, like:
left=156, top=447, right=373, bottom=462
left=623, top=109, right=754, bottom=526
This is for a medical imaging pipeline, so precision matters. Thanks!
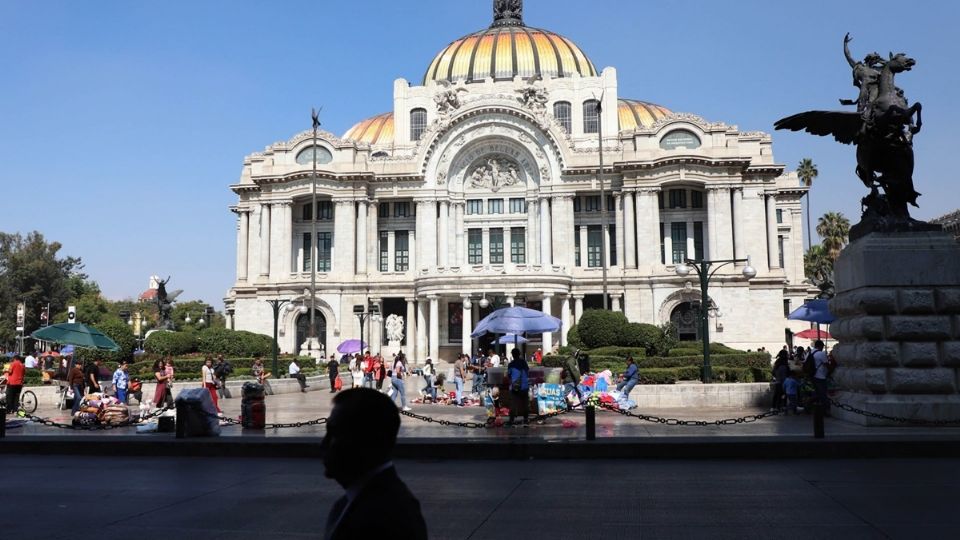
left=343, top=112, right=394, bottom=145
left=618, top=98, right=672, bottom=130
left=424, top=25, right=596, bottom=85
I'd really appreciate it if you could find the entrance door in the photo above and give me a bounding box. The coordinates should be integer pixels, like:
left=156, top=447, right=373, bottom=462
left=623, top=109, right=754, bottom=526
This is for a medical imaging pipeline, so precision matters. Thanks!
left=296, top=310, right=326, bottom=354
left=670, top=302, right=700, bottom=341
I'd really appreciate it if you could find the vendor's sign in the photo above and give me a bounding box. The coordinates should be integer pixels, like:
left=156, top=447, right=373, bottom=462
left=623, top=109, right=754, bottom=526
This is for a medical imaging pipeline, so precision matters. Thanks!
left=537, top=383, right=566, bottom=414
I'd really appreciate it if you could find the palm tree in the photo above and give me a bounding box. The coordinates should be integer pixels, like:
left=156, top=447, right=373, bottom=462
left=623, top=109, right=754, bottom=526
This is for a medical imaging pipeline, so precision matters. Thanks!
left=797, top=158, right=819, bottom=249
left=816, top=211, right=851, bottom=261
left=804, top=244, right=834, bottom=297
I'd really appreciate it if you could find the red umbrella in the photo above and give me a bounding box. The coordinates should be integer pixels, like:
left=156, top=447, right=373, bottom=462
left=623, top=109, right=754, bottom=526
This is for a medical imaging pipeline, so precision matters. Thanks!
left=794, top=328, right=833, bottom=340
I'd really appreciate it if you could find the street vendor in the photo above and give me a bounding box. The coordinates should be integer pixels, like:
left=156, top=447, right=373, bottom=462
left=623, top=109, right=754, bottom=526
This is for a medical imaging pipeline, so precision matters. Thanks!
left=112, top=361, right=130, bottom=403
left=506, top=349, right=530, bottom=426
left=616, top=356, right=640, bottom=397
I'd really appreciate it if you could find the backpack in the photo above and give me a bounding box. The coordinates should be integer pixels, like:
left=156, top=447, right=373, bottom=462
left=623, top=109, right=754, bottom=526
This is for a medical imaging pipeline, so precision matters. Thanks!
left=802, top=352, right=817, bottom=378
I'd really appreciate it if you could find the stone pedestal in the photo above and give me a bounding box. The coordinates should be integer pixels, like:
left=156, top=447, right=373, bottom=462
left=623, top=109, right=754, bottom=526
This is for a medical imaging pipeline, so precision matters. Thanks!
left=298, top=337, right=325, bottom=361
left=830, top=232, right=960, bottom=426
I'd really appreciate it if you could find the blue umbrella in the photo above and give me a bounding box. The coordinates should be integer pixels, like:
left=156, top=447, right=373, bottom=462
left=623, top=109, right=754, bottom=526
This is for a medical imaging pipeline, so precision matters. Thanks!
left=60, top=345, right=75, bottom=355
left=498, top=333, right=529, bottom=345
left=787, top=299, right=835, bottom=324
left=471, top=306, right=561, bottom=338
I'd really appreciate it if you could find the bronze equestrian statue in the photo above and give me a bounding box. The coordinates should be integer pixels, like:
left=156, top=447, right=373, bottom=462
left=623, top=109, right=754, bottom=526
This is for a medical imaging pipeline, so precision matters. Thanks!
left=775, top=34, right=938, bottom=240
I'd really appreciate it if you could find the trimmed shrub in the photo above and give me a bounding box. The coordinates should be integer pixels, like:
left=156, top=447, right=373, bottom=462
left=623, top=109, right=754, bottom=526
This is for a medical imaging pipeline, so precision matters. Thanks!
left=566, top=324, right=583, bottom=349
left=196, top=327, right=273, bottom=357
left=544, top=352, right=771, bottom=383
left=586, top=346, right=646, bottom=359
left=576, top=310, right=629, bottom=349
left=144, top=331, right=197, bottom=356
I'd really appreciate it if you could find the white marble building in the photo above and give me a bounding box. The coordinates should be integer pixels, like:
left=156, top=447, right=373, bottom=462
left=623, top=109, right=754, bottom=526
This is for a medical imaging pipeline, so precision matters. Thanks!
left=225, top=1, right=813, bottom=361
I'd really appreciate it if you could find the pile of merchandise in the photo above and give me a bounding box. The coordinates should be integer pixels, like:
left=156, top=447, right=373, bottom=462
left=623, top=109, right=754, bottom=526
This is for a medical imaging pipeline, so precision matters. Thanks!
left=72, top=393, right=130, bottom=427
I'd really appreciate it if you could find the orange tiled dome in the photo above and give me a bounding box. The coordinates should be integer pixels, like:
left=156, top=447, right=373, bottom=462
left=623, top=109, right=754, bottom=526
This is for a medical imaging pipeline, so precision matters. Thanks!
left=343, top=112, right=394, bottom=145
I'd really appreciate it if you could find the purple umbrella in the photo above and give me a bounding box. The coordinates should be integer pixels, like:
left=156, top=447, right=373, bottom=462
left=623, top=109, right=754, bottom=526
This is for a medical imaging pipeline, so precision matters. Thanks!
left=336, top=339, right=368, bottom=354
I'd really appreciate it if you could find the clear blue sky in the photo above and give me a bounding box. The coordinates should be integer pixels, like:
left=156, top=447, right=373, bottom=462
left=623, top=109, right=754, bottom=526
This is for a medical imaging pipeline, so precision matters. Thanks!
left=1, top=0, right=957, bottom=308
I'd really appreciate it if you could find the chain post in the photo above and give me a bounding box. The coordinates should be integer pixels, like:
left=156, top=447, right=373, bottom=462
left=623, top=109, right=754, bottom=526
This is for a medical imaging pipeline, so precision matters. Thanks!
left=175, top=400, right=186, bottom=439
left=813, top=402, right=825, bottom=439
left=585, top=404, right=596, bottom=440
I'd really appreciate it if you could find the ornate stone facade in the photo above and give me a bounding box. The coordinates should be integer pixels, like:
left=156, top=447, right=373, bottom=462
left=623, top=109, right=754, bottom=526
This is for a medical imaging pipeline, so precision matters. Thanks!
left=225, top=3, right=813, bottom=361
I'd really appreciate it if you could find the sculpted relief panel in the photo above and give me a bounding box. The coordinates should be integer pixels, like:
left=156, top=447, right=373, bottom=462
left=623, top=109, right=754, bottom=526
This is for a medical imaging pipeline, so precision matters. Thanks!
left=467, top=157, right=523, bottom=192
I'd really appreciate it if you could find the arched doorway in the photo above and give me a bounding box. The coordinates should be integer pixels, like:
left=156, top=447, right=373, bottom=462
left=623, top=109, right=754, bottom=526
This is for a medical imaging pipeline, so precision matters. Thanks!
left=296, top=310, right=326, bottom=354
left=670, top=302, right=700, bottom=342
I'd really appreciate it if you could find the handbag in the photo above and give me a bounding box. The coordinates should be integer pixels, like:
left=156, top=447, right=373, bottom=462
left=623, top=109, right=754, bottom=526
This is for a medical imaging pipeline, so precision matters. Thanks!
left=334, top=375, right=343, bottom=391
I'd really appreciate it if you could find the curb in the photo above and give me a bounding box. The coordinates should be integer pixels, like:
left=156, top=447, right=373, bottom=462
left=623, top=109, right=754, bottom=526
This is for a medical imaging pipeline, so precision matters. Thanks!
left=3, top=435, right=960, bottom=459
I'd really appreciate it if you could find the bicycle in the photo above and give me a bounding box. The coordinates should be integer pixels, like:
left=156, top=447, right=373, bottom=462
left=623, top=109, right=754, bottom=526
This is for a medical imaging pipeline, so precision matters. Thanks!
left=0, top=381, right=38, bottom=415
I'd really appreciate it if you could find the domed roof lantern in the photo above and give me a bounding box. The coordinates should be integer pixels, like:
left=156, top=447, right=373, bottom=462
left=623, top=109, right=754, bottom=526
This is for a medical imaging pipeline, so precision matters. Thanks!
left=491, top=0, right=524, bottom=28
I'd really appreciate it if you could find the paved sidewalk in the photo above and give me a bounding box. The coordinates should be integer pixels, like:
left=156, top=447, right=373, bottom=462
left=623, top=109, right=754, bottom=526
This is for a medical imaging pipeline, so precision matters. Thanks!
left=5, top=455, right=959, bottom=539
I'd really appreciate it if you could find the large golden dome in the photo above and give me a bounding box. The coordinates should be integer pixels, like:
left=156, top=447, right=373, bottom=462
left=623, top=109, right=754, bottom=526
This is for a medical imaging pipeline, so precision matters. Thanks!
left=343, top=112, right=394, bottom=145
left=423, top=5, right=596, bottom=85
left=617, top=99, right=672, bottom=130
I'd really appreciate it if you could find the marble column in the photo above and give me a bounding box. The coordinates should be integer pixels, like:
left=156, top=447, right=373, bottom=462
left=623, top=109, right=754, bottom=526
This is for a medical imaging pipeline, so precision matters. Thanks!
left=461, top=295, right=473, bottom=356
left=615, top=193, right=625, bottom=268
left=416, top=299, right=428, bottom=364
left=504, top=227, right=512, bottom=264
left=551, top=196, right=566, bottom=268
left=268, top=202, right=285, bottom=278
left=236, top=209, right=250, bottom=282
left=732, top=187, right=745, bottom=261
left=686, top=220, right=696, bottom=260
left=504, top=293, right=516, bottom=357
left=527, top=199, right=539, bottom=265
left=663, top=221, right=672, bottom=264
left=560, top=296, right=571, bottom=346
left=635, top=189, right=660, bottom=267
left=454, top=201, right=465, bottom=266
left=481, top=228, right=490, bottom=265
left=766, top=194, right=780, bottom=269
left=712, top=187, right=734, bottom=260
left=611, top=294, right=622, bottom=313
left=707, top=188, right=719, bottom=260
left=438, top=201, right=449, bottom=267
left=356, top=201, right=368, bottom=274
left=573, top=294, right=584, bottom=323
left=405, top=297, right=417, bottom=358
left=428, top=295, right=440, bottom=362
left=259, top=203, right=271, bottom=277
left=604, top=225, right=613, bottom=268
left=334, top=200, right=356, bottom=276
left=409, top=230, right=416, bottom=273
left=578, top=225, right=588, bottom=268
left=416, top=201, right=437, bottom=270
left=368, top=200, right=379, bottom=273
left=623, top=190, right=636, bottom=269
left=541, top=293, right=554, bottom=352
left=539, top=197, right=552, bottom=265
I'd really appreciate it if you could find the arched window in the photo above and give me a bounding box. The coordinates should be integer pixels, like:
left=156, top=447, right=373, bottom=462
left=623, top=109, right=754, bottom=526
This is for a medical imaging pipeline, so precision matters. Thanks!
left=553, top=101, right=571, bottom=133
left=295, top=145, right=332, bottom=165
left=582, top=99, right=600, bottom=134
left=410, top=108, right=427, bottom=141
left=371, top=151, right=389, bottom=158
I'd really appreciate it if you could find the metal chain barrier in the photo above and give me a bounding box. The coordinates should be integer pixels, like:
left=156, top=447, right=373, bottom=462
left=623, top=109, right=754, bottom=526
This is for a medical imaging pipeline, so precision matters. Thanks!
left=21, top=405, right=175, bottom=431
left=830, top=399, right=960, bottom=426
left=596, top=401, right=781, bottom=426
left=399, top=406, right=575, bottom=429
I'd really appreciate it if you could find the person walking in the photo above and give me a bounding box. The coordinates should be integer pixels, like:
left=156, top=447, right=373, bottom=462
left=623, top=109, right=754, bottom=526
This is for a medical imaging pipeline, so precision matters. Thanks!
left=783, top=372, right=800, bottom=415
left=322, top=389, right=427, bottom=540
left=327, top=354, right=340, bottom=393
left=506, top=349, right=530, bottom=425
left=421, top=358, right=436, bottom=402
left=390, top=354, right=411, bottom=411
left=362, top=351, right=374, bottom=389
left=201, top=357, right=221, bottom=413
left=351, top=354, right=363, bottom=389
left=214, top=355, right=233, bottom=399
left=67, top=359, right=85, bottom=415
left=3, top=355, right=25, bottom=414
left=453, top=354, right=466, bottom=406
left=615, top=356, right=640, bottom=397
left=771, top=347, right=790, bottom=411
left=84, top=358, right=102, bottom=395
left=374, top=354, right=386, bottom=391
left=112, top=361, right=130, bottom=404
left=812, top=340, right=831, bottom=415
left=289, top=358, right=309, bottom=392
left=152, top=358, right=174, bottom=409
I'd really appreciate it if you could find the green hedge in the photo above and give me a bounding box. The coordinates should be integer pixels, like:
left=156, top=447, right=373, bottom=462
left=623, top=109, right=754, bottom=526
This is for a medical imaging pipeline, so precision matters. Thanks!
left=144, top=331, right=197, bottom=356
left=585, top=346, right=646, bottom=359
left=542, top=352, right=771, bottom=383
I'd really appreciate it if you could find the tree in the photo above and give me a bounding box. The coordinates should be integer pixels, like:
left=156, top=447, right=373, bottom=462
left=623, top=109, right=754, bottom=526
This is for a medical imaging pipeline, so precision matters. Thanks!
left=0, top=232, right=84, bottom=348
left=170, top=299, right=225, bottom=331
left=804, top=245, right=834, bottom=298
left=816, top=211, right=851, bottom=261
left=797, top=158, right=819, bottom=250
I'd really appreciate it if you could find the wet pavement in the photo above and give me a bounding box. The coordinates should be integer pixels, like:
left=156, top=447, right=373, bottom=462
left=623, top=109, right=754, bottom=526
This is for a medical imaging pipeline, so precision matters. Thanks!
left=5, top=455, right=960, bottom=539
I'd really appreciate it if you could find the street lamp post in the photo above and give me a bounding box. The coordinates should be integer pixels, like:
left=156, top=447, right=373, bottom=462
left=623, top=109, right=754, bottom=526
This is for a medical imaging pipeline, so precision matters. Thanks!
left=675, top=257, right=757, bottom=383
left=266, top=299, right=292, bottom=379
left=353, top=301, right=381, bottom=358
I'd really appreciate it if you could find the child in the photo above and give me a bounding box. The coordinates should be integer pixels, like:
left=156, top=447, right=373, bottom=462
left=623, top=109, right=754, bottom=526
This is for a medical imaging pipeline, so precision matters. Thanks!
left=783, top=372, right=800, bottom=415
left=165, top=359, right=175, bottom=385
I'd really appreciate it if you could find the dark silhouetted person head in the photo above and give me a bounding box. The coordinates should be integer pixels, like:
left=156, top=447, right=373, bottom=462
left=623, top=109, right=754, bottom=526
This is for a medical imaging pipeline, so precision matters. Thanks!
left=321, top=388, right=427, bottom=539
left=814, top=339, right=825, bottom=351
left=323, top=388, right=400, bottom=487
